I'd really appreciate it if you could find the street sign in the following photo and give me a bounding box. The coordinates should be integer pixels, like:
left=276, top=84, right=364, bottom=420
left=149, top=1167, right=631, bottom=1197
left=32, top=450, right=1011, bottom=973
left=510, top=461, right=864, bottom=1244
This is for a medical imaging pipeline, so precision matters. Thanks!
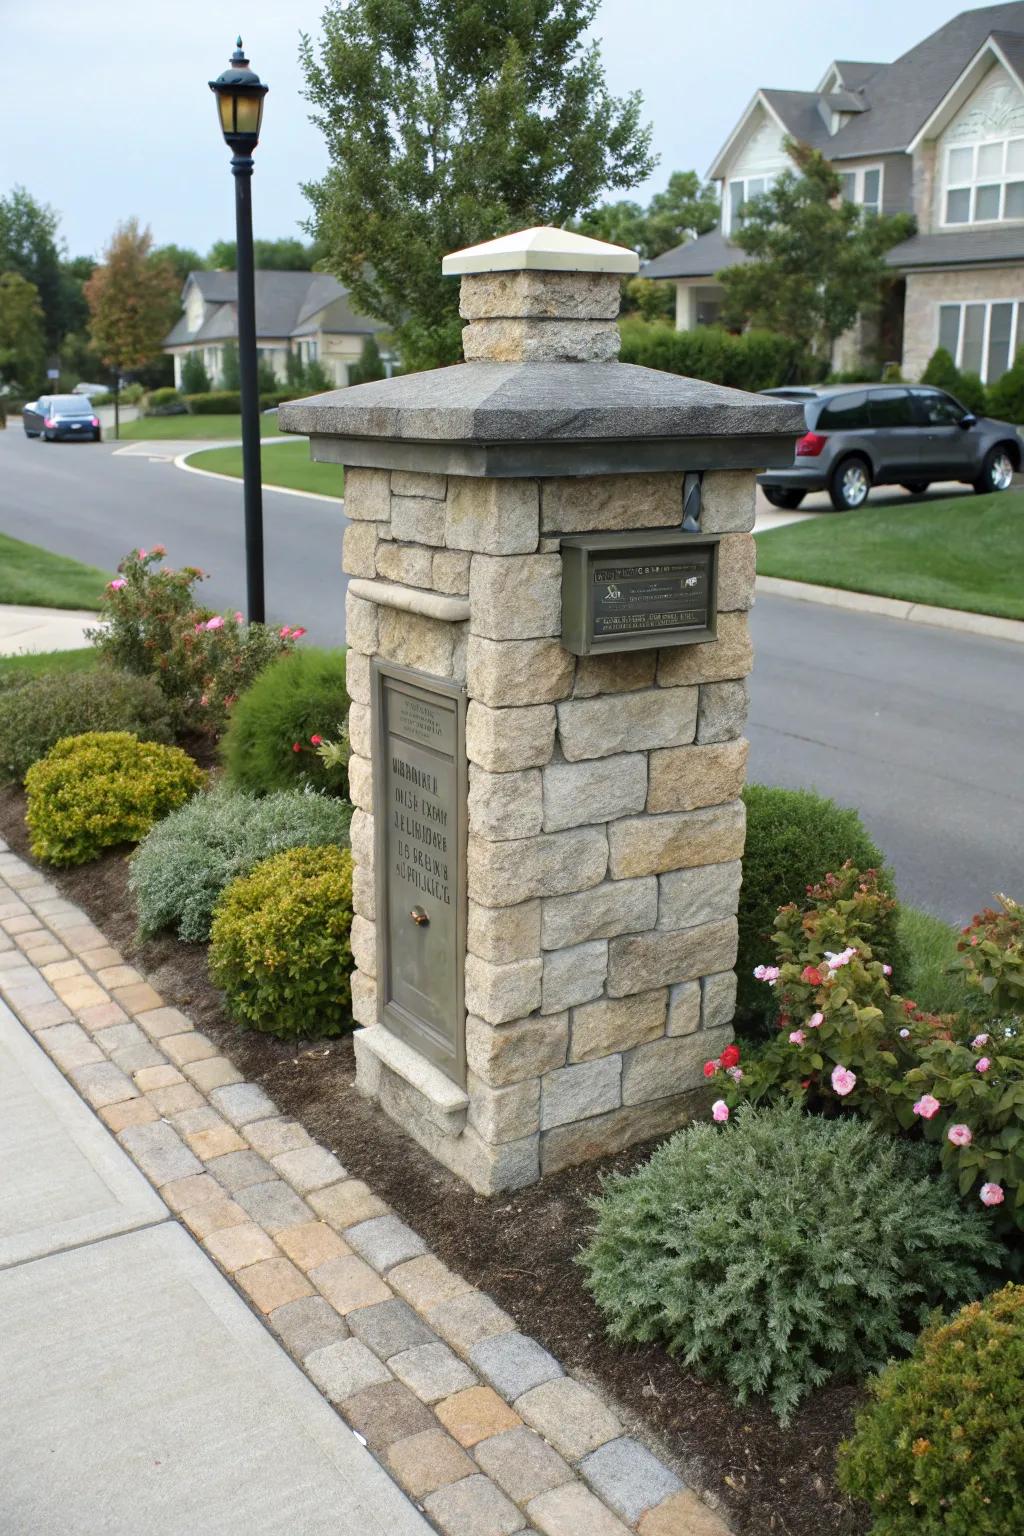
left=46, top=369, right=60, bottom=380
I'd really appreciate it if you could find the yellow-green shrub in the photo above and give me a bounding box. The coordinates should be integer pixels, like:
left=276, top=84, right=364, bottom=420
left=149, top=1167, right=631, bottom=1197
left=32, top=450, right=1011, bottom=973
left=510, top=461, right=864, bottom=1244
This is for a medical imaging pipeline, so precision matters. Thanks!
left=839, top=1284, right=1024, bottom=1534
left=25, top=732, right=205, bottom=866
left=208, top=845, right=354, bottom=1037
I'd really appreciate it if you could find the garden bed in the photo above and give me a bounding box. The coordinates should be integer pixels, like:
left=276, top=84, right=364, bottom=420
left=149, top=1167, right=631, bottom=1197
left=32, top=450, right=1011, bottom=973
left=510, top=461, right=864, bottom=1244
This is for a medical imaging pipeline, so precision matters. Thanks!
left=0, top=781, right=869, bottom=1536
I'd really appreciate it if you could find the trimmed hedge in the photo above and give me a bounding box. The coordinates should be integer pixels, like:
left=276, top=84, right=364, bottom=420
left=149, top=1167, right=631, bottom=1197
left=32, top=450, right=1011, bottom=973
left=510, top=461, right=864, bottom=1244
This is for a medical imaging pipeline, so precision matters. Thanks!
left=618, top=319, right=808, bottom=391
left=0, top=668, right=172, bottom=784
left=184, top=391, right=241, bottom=414
left=738, top=785, right=903, bottom=1029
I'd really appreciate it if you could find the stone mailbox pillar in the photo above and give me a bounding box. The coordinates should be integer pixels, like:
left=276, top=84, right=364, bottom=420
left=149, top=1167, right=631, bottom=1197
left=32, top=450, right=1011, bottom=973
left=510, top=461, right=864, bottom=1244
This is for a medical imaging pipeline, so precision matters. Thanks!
left=279, top=228, right=802, bottom=1195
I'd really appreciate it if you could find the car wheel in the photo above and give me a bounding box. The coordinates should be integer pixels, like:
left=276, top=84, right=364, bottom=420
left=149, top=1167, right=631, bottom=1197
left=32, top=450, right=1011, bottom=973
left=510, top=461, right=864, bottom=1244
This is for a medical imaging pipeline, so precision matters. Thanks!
left=900, top=480, right=930, bottom=495
left=763, top=487, right=805, bottom=510
left=93, top=429, right=102, bottom=442
left=973, top=445, right=1015, bottom=494
left=829, top=455, right=871, bottom=511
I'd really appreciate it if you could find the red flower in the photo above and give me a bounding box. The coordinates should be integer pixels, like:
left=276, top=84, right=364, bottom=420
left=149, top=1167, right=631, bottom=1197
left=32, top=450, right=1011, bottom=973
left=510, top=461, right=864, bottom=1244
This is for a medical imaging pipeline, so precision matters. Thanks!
left=703, top=1060, right=718, bottom=1078
left=720, top=1044, right=740, bottom=1069
left=292, top=742, right=302, bottom=753
left=310, top=734, right=323, bottom=746
left=801, top=965, right=824, bottom=985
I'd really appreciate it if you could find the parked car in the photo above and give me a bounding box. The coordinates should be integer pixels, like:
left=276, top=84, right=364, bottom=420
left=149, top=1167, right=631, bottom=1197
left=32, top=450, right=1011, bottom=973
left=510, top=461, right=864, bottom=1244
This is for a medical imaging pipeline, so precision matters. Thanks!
left=72, top=382, right=108, bottom=398
left=758, top=384, right=1021, bottom=511
left=23, top=395, right=102, bottom=442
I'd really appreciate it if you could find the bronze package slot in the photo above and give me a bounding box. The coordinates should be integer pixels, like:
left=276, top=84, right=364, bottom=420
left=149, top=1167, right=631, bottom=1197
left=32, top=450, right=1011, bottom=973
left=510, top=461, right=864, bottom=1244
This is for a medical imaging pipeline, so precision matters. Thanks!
left=371, top=660, right=468, bottom=1087
left=560, top=530, right=721, bottom=655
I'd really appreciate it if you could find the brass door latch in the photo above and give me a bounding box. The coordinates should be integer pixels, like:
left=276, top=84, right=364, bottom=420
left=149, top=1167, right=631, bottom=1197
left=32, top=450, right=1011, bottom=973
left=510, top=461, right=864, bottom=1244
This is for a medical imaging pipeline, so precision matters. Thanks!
left=409, top=906, right=430, bottom=927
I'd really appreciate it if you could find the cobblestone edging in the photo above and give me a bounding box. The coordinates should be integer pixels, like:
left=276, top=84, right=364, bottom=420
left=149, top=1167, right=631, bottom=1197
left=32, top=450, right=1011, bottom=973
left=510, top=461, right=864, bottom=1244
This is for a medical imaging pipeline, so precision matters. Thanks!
left=0, top=840, right=729, bottom=1536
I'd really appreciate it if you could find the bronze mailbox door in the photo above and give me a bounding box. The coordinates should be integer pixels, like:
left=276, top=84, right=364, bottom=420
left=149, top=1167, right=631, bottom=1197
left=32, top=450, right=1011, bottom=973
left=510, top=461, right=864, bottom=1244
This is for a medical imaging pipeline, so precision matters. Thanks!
left=372, top=661, right=467, bottom=1086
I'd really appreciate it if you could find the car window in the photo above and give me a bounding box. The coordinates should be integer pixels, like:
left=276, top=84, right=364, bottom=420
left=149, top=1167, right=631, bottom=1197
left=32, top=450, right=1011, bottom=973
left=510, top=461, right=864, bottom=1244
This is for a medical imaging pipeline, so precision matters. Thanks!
left=54, top=396, right=92, bottom=414
left=868, top=389, right=915, bottom=428
left=815, top=391, right=869, bottom=430
left=911, top=389, right=965, bottom=427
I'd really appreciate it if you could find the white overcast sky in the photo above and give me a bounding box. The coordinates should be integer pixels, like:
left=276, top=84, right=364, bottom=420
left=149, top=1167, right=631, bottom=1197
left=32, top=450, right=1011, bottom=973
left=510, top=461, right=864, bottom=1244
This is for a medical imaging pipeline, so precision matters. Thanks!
left=0, top=0, right=989, bottom=259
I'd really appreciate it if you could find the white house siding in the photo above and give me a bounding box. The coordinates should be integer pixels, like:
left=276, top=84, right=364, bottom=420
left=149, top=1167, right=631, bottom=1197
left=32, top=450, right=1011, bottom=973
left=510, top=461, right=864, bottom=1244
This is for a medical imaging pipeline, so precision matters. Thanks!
left=721, top=104, right=791, bottom=235
left=903, top=265, right=1024, bottom=380
left=932, top=63, right=1024, bottom=229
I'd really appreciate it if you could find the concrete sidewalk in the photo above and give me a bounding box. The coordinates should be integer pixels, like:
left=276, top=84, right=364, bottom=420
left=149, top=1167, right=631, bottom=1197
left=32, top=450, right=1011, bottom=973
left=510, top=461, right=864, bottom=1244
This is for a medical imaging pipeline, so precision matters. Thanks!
left=0, top=604, right=97, bottom=656
left=0, top=996, right=430, bottom=1535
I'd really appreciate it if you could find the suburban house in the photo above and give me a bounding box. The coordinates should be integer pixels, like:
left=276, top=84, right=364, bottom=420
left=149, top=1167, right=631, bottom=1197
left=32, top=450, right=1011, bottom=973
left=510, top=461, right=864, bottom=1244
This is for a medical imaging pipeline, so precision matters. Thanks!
left=163, top=270, right=387, bottom=389
left=643, top=3, right=1024, bottom=384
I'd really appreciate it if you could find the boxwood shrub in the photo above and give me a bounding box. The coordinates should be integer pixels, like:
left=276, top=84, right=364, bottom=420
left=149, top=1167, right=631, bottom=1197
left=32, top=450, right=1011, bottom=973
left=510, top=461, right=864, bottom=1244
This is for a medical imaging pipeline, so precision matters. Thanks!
left=839, top=1283, right=1024, bottom=1534
left=131, top=785, right=352, bottom=942
left=738, top=784, right=903, bottom=1030
left=0, top=668, right=172, bottom=783
left=209, top=845, right=354, bottom=1037
left=25, top=732, right=205, bottom=866
left=580, top=1102, right=998, bottom=1425
left=220, top=647, right=349, bottom=797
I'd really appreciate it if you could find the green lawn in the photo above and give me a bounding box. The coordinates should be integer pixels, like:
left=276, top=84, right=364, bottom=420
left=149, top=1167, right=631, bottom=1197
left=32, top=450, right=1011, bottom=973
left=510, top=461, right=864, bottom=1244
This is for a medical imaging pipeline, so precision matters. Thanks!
left=897, top=905, right=976, bottom=1017
left=118, top=414, right=283, bottom=440
left=186, top=440, right=344, bottom=498
left=756, top=491, right=1024, bottom=620
left=0, top=648, right=99, bottom=683
left=0, top=533, right=109, bottom=610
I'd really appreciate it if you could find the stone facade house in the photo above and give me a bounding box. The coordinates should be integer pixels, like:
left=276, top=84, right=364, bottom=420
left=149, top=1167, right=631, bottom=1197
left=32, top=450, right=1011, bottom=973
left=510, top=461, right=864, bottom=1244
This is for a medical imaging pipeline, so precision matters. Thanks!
left=163, top=270, right=388, bottom=389
left=644, top=3, right=1024, bottom=384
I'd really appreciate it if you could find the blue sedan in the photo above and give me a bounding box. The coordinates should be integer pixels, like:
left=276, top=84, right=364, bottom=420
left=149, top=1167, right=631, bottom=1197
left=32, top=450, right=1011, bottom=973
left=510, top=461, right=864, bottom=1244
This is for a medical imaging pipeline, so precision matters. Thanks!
left=23, top=394, right=102, bottom=442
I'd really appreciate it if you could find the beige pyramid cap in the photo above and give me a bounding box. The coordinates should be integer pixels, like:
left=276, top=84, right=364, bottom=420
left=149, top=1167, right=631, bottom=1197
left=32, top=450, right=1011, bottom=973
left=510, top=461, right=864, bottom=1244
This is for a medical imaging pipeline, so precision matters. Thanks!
left=442, top=224, right=639, bottom=277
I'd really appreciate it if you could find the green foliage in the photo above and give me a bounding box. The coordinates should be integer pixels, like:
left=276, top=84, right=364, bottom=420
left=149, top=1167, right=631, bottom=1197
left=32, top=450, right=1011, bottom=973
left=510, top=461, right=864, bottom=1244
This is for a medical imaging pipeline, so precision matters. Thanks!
left=185, top=390, right=241, bottom=414
left=985, top=349, right=1024, bottom=422
left=738, top=785, right=899, bottom=1026
left=0, top=668, right=172, bottom=783
left=257, top=354, right=279, bottom=394
left=221, top=648, right=349, bottom=797
left=720, top=141, right=913, bottom=360
left=25, top=731, right=204, bottom=866
left=206, top=236, right=322, bottom=271
left=300, top=0, right=655, bottom=369
left=0, top=185, right=81, bottom=351
left=921, top=347, right=990, bottom=415
left=220, top=341, right=241, bottom=390
left=145, top=386, right=184, bottom=414
left=898, top=905, right=977, bottom=1018
left=209, top=845, right=355, bottom=1037
left=0, top=272, right=45, bottom=393
left=89, top=547, right=295, bottom=736
left=881, top=361, right=904, bottom=382
left=180, top=351, right=211, bottom=394
left=348, top=335, right=385, bottom=385
left=580, top=1102, right=997, bottom=1425
left=956, top=372, right=988, bottom=415
left=839, top=1284, right=1024, bottom=1534
left=576, top=169, right=719, bottom=260
left=959, top=895, right=1024, bottom=1016
left=131, top=785, right=352, bottom=943
left=618, top=319, right=806, bottom=390
left=150, top=244, right=204, bottom=284
left=302, top=358, right=332, bottom=392
left=621, top=277, right=674, bottom=322
left=84, top=219, right=180, bottom=374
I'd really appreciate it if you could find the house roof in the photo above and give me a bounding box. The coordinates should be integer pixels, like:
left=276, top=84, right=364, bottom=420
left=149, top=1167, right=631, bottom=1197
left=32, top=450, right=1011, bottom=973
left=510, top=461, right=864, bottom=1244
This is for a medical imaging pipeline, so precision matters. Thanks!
left=886, top=226, right=1024, bottom=268
left=641, top=228, right=750, bottom=282
left=831, top=61, right=886, bottom=91
left=164, top=269, right=384, bottom=348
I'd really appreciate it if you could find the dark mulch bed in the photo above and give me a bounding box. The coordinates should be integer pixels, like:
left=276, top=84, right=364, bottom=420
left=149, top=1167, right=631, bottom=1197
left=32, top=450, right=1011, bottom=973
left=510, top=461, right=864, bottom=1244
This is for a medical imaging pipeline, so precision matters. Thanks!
left=1, top=785, right=868, bottom=1536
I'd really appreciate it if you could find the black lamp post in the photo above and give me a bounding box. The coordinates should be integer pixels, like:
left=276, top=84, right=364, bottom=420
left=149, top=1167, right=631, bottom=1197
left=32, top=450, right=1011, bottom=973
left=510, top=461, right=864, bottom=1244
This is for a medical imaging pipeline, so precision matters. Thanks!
left=209, top=38, right=269, bottom=624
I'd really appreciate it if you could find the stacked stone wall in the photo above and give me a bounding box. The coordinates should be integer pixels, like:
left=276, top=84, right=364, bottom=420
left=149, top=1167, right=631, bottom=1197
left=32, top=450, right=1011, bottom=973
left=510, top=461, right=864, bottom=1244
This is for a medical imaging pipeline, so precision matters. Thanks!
left=345, top=464, right=756, bottom=1193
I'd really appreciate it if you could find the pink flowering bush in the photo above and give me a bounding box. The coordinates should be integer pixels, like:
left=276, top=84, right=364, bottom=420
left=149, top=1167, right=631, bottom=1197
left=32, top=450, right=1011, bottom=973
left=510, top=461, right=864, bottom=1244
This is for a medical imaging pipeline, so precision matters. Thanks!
left=958, top=895, right=1024, bottom=1017
left=88, top=548, right=297, bottom=736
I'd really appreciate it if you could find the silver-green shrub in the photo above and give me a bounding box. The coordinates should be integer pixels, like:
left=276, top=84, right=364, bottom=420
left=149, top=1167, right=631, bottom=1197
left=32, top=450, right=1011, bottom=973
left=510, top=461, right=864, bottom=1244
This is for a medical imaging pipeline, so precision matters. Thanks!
left=579, top=1103, right=999, bottom=1424
left=130, top=785, right=352, bottom=943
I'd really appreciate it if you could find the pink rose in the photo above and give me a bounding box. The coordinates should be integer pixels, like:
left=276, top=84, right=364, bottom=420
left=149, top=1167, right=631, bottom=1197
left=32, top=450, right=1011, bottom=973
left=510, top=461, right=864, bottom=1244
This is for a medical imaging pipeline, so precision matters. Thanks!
left=976, top=1057, right=991, bottom=1073
left=726, top=1066, right=743, bottom=1081
left=980, top=1183, right=1005, bottom=1207
left=108, top=578, right=126, bottom=590
left=947, top=1124, right=973, bottom=1147
left=913, top=1094, right=941, bottom=1119
left=279, top=626, right=292, bottom=638
left=290, top=626, right=307, bottom=637
left=234, top=611, right=244, bottom=623
left=808, top=1012, right=823, bottom=1028
left=711, top=1100, right=729, bottom=1123
left=831, top=1065, right=856, bottom=1096
left=788, top=1030, right=806, bottom=1045
left=972, top=1034, right=989, bottom=1048
left=825, top=947, right=857, bottom=971
left=753, top=965, right=780, bottom=984
left=205, top=615, right=225, bottom=631
left=138, top=548, right=147, bottom=558
left=882, top=963, right=892, bottom=976
left=152, top=544, right=166, bottom=557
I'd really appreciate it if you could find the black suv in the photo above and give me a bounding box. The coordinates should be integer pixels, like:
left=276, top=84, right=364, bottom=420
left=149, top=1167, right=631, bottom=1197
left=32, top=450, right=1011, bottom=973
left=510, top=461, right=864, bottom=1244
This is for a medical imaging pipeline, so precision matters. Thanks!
left=758, top=384, right=1021, bottom=510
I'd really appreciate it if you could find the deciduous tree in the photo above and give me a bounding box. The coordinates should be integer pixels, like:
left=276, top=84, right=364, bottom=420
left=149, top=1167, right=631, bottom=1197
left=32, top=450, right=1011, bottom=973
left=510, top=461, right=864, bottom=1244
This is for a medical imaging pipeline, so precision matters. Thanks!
left=300, top=0, right=655, bottom=369
left=577, top=169, right=719, bottom=260
left=719, top=141, right=912, bottom=362
left=85, top=220, right=179, bottom=378
left=0, top=272, right=45, bottom=391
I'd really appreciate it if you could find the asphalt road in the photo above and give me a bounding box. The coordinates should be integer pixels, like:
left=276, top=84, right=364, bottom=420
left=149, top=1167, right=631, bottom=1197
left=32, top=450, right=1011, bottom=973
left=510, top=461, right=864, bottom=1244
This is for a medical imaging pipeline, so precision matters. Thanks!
left=1, top=427, right=1021, bottom=924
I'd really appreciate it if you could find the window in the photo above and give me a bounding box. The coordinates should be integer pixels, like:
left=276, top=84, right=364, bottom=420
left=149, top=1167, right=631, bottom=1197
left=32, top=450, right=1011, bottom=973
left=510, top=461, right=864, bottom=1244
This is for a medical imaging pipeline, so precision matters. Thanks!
left=838, top=165, right=882, bottom=215
left=726, top=175, right=772, bottom=233
left=938, top=299, right=1024, bottom=383
left=911, top=390, right=965, bottom=426
left=868, top=389, right=915, bottom=428
left=816, top=391, right=869, bottom=430
left=943, top=137, right=1024, bottom=224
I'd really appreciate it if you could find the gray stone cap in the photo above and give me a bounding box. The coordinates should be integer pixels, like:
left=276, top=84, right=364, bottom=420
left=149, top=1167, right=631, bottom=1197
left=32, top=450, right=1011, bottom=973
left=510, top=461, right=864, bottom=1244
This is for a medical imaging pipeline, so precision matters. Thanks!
left=278, top=362, right=806, bottom=446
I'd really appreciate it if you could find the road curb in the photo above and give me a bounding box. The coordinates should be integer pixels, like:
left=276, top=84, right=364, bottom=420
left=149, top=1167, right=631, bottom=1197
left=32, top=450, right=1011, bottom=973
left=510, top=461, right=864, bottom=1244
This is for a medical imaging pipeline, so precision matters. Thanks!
left=174, top=448, right=343, bottom=506
left=757, top=575, right=1024, bottom=645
